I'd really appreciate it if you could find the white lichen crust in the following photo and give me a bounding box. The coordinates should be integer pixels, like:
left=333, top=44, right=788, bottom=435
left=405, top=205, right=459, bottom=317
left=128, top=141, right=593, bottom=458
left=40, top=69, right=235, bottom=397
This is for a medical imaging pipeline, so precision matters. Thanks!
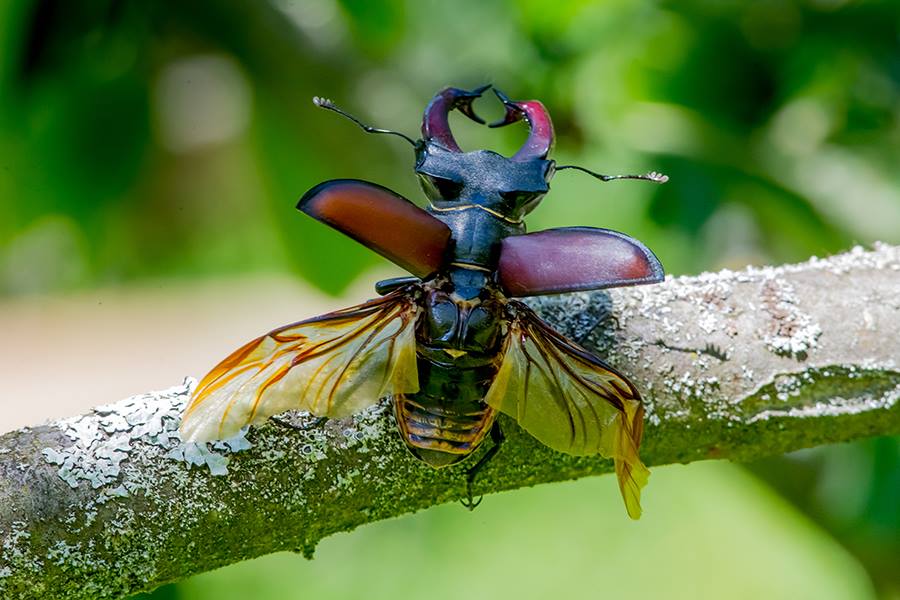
left=41, top=378, right=253, bottom=491
left=1, top=244, right=899, bottom=599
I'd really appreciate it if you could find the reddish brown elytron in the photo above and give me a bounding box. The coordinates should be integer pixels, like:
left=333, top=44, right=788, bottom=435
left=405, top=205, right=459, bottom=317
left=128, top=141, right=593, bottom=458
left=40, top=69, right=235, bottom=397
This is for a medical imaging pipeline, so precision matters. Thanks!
left=497, top=227, right=664, bottom=297
left=180, top=85, right=667, bottom=519
left=300, top=179, right=451, bottom=279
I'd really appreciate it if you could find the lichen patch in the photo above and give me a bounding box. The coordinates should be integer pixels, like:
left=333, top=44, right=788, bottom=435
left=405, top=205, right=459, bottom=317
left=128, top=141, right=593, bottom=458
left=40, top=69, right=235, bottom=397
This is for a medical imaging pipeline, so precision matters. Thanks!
left=749, top=381, right=900, bottom=423
left=758, top=277, right=822, bottom=358
left=42, top=378, right=253, bottom=489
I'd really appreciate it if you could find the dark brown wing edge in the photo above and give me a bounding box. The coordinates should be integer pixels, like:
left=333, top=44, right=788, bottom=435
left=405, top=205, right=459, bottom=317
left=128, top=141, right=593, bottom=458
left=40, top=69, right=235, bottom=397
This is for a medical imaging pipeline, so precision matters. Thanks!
left=497, top=226, right=664, bottom=297
left=182, top=288, right=420, bottom=441
left=298, top=179, right=452, bottom=279
left=515, top=303, right=649, bottom=519
left=192, top=291, right=402, bottom=394
left=516, top=301, right=641, bottom=408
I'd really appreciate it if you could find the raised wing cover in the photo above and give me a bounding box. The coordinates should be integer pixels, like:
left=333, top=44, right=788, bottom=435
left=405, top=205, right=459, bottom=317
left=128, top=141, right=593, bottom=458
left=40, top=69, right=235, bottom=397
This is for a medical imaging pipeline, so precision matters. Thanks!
left=498, top=226, right=664, bottom=297
left=298, top=179, right=452, bottom=279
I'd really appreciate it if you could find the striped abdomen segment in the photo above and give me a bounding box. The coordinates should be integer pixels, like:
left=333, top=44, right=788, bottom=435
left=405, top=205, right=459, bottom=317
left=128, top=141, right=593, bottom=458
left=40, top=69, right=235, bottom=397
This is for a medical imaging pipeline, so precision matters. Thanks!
left=394, top=359, right=498, bottom=468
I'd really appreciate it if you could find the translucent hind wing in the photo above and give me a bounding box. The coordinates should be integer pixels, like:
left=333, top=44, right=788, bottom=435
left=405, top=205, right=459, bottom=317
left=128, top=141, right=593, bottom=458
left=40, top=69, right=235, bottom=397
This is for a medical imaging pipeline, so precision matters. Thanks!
left=180, top=290, right=420, bottom=443
left=484, top=302, right=649, bottom=518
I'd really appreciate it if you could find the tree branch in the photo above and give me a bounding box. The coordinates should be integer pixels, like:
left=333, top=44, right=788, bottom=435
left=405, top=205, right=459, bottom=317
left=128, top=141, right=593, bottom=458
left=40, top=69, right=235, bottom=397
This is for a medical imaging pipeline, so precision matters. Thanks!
left=2, top=244, right=899, bottom=599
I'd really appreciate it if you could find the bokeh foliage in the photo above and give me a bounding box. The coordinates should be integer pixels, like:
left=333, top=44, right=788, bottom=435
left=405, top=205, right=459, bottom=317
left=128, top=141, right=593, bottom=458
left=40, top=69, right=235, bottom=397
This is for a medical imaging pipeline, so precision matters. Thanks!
left=1, top=0, right=897, bottom=597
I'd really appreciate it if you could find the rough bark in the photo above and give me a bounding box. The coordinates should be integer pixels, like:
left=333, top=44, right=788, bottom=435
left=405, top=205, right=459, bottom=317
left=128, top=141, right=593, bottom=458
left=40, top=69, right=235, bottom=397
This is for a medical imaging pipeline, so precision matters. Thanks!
left=1, top=244, right=898, bottom=599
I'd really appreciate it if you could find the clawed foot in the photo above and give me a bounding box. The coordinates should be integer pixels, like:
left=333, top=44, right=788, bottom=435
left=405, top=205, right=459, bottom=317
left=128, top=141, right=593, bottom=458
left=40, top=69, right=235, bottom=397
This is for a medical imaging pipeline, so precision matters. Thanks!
left=460, top=478, right=483, bottom=511
left=458, top=422, right=503, bottom=511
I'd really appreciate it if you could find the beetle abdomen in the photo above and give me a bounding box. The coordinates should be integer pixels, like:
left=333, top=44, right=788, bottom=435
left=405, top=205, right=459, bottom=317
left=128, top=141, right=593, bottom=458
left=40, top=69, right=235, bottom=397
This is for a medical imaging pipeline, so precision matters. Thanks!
left=394, top=359, right=498, bottom=468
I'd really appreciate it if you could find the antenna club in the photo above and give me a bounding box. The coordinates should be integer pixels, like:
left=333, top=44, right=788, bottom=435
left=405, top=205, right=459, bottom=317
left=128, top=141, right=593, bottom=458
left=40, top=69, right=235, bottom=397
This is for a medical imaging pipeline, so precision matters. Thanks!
left=312, top=94, right=418, bottom=147
left=313, top=96, right=334, bottom=109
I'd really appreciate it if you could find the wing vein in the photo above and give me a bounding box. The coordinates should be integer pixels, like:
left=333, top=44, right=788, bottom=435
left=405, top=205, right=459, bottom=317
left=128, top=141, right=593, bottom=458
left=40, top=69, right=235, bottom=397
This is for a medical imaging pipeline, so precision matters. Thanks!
left=180, top=290, right=420, bottom=442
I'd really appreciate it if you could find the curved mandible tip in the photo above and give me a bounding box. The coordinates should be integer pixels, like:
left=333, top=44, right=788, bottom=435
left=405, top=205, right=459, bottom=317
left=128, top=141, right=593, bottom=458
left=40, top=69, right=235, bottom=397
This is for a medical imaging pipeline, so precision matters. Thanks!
left=421, top=84, right=491, bottom=152
left=489, top=88, right=554, bottom=161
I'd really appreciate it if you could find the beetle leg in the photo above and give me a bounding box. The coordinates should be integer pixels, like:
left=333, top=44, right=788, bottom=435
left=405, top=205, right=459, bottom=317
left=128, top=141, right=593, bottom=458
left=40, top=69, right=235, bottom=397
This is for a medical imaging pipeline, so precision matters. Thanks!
left=375, top=276, right=421, bottom=296
left=460, top=421, right=505, bottom=511
left=270, top=414, right=328, bottom=432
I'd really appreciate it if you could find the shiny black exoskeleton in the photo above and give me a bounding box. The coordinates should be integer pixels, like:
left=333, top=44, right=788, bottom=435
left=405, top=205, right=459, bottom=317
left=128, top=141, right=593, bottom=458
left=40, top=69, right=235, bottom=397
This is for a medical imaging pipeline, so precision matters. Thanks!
left=299, top=85, right=665, bottom=506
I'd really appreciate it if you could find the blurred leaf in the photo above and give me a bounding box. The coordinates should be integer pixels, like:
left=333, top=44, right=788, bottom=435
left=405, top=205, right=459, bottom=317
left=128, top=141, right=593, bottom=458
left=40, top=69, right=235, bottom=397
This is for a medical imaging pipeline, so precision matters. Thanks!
left=337, top=0, right=406, bottom=54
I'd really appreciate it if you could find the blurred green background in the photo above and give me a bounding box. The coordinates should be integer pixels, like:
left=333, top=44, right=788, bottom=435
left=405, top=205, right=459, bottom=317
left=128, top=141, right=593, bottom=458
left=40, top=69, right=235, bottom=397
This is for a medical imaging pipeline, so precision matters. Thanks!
left=0, top=0, right=897, bottom=598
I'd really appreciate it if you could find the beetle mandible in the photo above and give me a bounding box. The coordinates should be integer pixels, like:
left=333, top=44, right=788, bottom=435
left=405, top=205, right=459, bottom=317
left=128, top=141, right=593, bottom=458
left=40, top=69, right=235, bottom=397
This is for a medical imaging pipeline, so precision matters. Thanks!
left=180, top=85, right=666, bottom=518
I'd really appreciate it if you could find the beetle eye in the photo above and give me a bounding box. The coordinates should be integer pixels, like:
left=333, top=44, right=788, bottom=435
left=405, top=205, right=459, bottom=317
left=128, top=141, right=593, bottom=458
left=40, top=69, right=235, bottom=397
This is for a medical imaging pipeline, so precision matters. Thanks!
left=499, top=190, right=532, bottom=204
left=500, top=190, right=545, bottom=213
left=420, top=175, right=463, bottom=200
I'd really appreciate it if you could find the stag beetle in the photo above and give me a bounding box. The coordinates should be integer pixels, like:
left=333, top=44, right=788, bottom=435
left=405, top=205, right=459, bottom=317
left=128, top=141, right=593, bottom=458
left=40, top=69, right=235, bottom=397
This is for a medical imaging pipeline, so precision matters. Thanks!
left=180, top=85, right=666, bottom=518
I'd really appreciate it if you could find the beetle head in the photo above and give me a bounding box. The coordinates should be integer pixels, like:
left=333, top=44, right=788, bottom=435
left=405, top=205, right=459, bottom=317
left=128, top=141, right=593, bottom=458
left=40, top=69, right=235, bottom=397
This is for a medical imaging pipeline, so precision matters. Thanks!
left=315, top=88, right=667, bottom=221
left=417, top=86, right=556, bottom=219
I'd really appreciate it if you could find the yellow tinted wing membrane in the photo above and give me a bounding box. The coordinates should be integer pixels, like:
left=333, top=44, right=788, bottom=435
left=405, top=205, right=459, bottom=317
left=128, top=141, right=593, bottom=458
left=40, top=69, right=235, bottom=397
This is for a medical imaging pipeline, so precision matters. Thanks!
left=484, top=301, right=649, bottom=518
left=180, top=291, right=419, bottom=443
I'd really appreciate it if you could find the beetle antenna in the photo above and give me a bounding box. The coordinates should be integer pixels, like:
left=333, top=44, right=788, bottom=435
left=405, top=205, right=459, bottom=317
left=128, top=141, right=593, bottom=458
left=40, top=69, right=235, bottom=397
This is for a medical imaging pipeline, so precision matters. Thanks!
left=313, top=96, right=418, bottom=147
left=556, top=164, right=669, bottom=184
